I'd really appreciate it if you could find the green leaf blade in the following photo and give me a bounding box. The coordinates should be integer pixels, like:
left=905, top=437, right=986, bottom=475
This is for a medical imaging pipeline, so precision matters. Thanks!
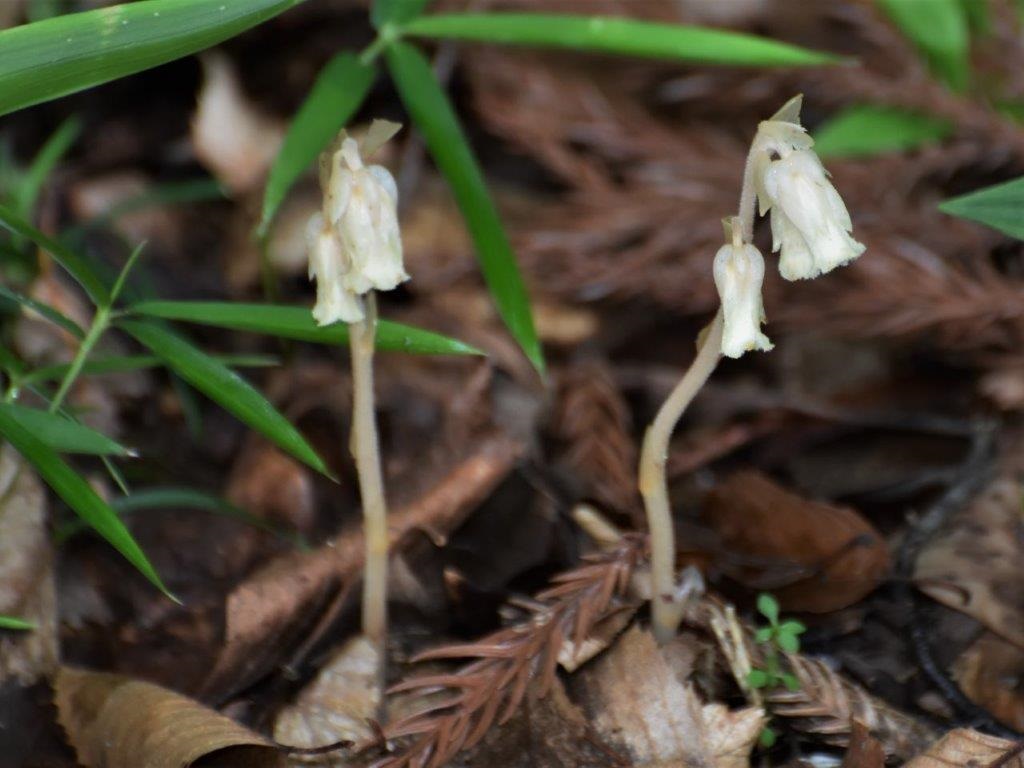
left=0, top=406, right=169, bottom=597
left=16, top=116, right=81, bottom=218
left=0, top=0, right=300, bottom=117
left=757, top=593, right=780, bottom=624
left=0, top=204, right=109, bottom=305
left=0, top=285, right=86, bottom=339
left=260, top=52, right=375, bottom=236
left=878, top=0, right=969, bottom=90
left=402, top=13, right=839, bottom=66
left=940, top=176, right=1024, bottom=240
left=129, top=300, right=483, bottom=355
left=386, top=41, right=543, bottom=371
left=813, top=106, right=952, bottom=158
left=0, top=615, right=36, bottom=630
left=0, top=404, right=131, bottom=456
left=117, top=318, right=332, bottom=478
left=372, top=0, right=432, bottom=29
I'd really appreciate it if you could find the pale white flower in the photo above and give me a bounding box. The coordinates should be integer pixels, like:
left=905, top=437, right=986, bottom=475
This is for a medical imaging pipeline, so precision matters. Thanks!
left=309, top=122, right=408, bottom=326
left=752, top=97, right=865, bottom=281
left=713, top=223, right=772, bottom=359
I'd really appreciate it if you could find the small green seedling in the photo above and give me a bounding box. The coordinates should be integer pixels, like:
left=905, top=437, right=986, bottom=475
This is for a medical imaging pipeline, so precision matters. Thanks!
left=747, top=593, right=807, bottom=749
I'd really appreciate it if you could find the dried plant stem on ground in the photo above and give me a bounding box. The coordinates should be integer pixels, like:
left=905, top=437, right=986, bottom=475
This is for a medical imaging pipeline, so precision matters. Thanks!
left=350, top=292, right=389, bottom=699
left=370, top=536, right=644, bottom=768
left=639, top=309, right=723, bottom=643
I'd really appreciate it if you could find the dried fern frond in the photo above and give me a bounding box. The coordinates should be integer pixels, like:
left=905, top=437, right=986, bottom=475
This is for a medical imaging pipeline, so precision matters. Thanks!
left=369, top=536, right=644, bottom=768
left=695, top=597, right=938, bottom=759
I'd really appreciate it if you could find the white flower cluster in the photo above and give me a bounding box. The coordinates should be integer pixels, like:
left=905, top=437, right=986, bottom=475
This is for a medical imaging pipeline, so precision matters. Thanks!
left=308, top=121, right=408, bottom=326
left=715, top=96, right=865, bottom=358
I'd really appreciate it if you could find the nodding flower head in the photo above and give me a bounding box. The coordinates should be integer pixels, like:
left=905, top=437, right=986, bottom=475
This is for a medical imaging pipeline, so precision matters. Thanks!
left=308, top=120, right=408, bottom=326
left=752, top=96, right=866, bottom=281
left=714, top=218, right=773, bottom=359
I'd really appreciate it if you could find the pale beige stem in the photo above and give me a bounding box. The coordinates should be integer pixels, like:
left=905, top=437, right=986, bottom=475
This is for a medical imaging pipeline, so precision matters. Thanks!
left=639, top=309, right=723, bottom=643
left=737, top=137, right=763, bottom=244
left=349, top=292, right=388, bottom=687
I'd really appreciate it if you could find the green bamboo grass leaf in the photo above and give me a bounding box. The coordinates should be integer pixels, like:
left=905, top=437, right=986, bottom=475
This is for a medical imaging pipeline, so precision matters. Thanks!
left=15, top=116, right=81, bottom=218
left=372, top=0, right=432, bottom=29
left=55, top=486, right=307, bottom=547
left=0, top=406, right=171, bottom=597
left=0, top=285, right=85, bottom=339
left=0, top=404, right=131, bottom=456
left=386, top=42, right=542, bottom=371
left=117, top=318, right=332, bottom=477
left=939, top=176, right=1024, bottom=239
left=878, top=0, right=969, bottom=90
left=22, top=352, right=277, bottom=387
left=402, top=13, right=840, bottom=66
left=0, top=204, right=108, bottom=305
left=0, top=616, right=35, bottom=630
left=813, top=105, right=952, bottom=158
left=0, top=0, right=300, bottom=116
left=259, top=53, right=375, bottom=236
left=129, top=300, right=483, bottom=355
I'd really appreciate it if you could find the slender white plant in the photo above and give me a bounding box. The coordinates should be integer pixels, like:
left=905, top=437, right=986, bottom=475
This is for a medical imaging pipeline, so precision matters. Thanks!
left=640, top=96, right=866, bottom=643
left=307, top=120, right=408, bottom=680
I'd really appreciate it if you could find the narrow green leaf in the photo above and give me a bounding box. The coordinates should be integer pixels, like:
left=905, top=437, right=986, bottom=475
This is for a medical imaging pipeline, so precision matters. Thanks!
left=22, top=352, right=277, bottom=387
left=56, top=486, right=307, bottom=548
left=939, top=176, right=1024, bottom=239
left=15, top=116, right=81, bottom=218
left=0, top=405, right=170, bottom=597
left=259, top=52, right=375, bottom=236
left=960, top=0, right=990, bottom=34
left=757, top=593, right=779, bottom=624
left=117, top=318, right=331, bottom=477
left=372, top=0, right=432, bottom=29
left=0, top=0, right=300, bottom=116
left=387, top=42, right=543, bottom=371
left=0, top=285, right=85, bottom=339
left=402, top=13, right=840, bottom=66
left=878, top=0, right=969, bottom=90
left=129, top=300, right=483, bottom=355
left=0, top=204, right=108, bottom=305
left=0, top=404, right=130, bottom=455
left=746, top=669, right=770, bottom=689
left=0, top=615, right=35, bottom=630
left=813, top=105, right=952, bottom=158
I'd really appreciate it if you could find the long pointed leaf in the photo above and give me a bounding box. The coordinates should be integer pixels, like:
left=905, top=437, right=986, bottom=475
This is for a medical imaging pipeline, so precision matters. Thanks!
left=129, top=300, right=483, bottom=355
left=0, top=285, right=86, bottom=339
left=813, top=106, right=952, bottom=158
left=0, top=406, right=170, bottom=597
left=16, top=116, right=81, bottom=218
left=939, top=176, right=1024, bottom=239
left=386, top=41, right=542, bottom=371
left=0, top=404, right=131, bottom=456
left=117, top=318, right=331, bottom=477
left=259, top=53, right=375, bottom=236
left=878, top=0, right=969, bottom=91
left=0, top=204, right=108, bottom=305
left=0, top=0, right=300, bottom=116
left=0, top=616, right=35, bottom=630
left=22, top=352, right=277, bottom=387
left=372, top=0, right=433, bottom=28
left=403, top=13, right=839, bottom=66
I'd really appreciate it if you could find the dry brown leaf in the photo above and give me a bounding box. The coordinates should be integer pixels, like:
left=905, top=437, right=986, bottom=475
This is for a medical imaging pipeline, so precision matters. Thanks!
left=954, top=631, right=1024, bottom=732
left=841, top=720, right=886, bottom=768
left=0, top=447, right=58, bottom=685
left=226, top=439, right=316, bottom=533
left=702, top=471, right=890, bottom=612
left=273, top=635, right=379, bottom=753
left=577, top=624, right=764, bottom=768
left=54, top=665, right=281, bottom=768
left=192, top=51, right=283, bottom=195
left=903, top=728, right=1024, bottom=768
left=915, top=476, right=1024, bottom=648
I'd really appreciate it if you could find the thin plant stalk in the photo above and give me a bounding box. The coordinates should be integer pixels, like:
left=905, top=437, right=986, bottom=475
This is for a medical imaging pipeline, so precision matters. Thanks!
left=349, top=292, right=389, bottom=688
left=49, top=305, right=109, bottom=412
left=638, top=308, right=723, bottom=643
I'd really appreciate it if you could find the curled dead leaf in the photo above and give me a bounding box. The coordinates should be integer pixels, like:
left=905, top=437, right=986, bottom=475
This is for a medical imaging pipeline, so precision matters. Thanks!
left=0, top=447, right=58, bottom=685
left=54, top=665, right=281, bottom=768
left=915, top=476, right=1024, bottom=648
left=702, top=471, right=890, bottom=612
left=954, top=631, right=1024, bottom=732
left=903, top=728, right=1023, bottom=768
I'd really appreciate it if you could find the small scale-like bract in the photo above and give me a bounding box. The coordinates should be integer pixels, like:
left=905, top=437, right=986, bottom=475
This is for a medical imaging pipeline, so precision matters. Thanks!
left=308, top=124, right=408, bottom=326
left=713, top=221, right=772, bottom=359
left=753, top=100, right=865, bottom=281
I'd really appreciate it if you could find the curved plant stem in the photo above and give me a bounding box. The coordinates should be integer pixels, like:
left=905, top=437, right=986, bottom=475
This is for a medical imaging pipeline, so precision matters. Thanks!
left=638, top=308, right=723, bottom=643
left=737, top=138, right=763, bottom=244
left=349, top=292, right=389, bottom=699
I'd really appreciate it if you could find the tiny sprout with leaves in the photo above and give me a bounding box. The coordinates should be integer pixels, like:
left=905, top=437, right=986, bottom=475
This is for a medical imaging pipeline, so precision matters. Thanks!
left=747, top=593, right=806, bottom=692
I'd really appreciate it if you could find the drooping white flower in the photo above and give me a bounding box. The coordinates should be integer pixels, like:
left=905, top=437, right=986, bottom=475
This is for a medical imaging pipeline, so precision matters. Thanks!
left=308, top=121, right=408, bottom=326
left=752, top=96, right=866, bottom=281
left=713, top=219, right=772, bottom=359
